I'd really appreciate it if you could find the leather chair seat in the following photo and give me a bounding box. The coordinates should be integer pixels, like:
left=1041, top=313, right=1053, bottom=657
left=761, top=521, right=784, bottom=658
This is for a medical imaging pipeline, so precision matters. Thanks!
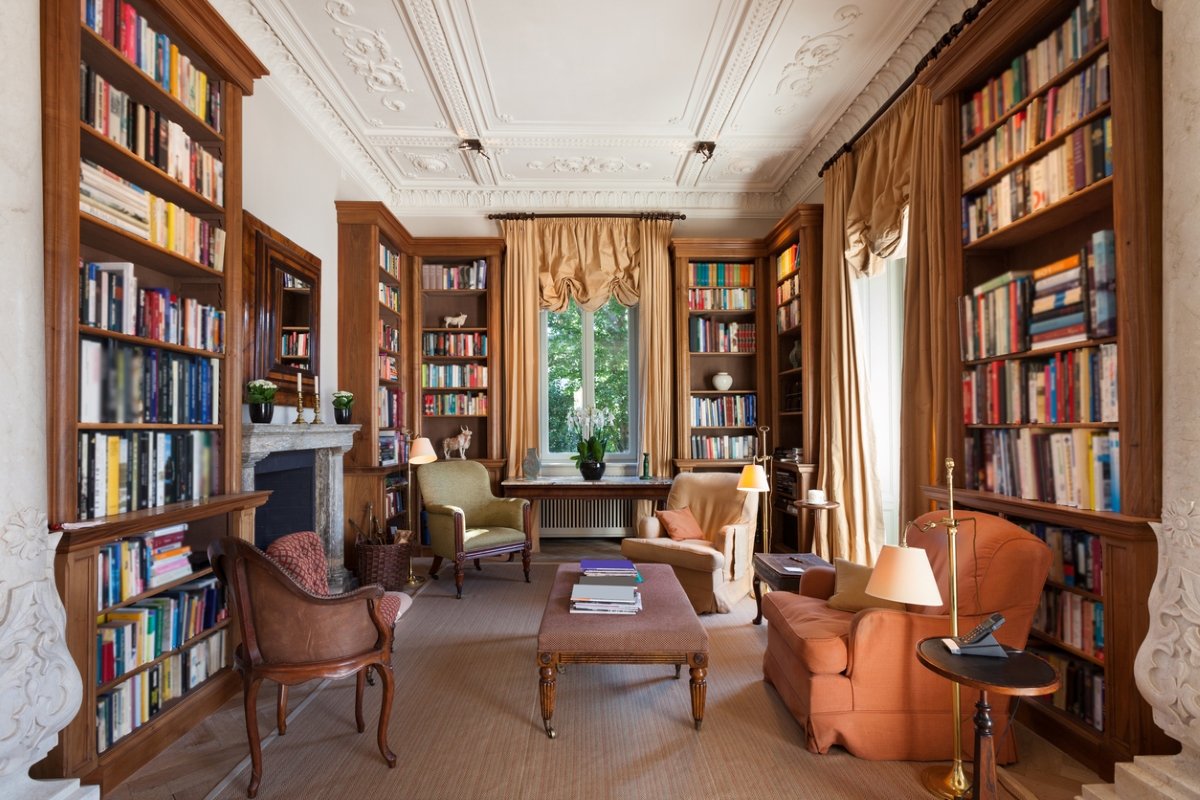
left=621, top=537, right=725, bottom=573
left=463, top=526, right=526, bottom=552
left=761, top=591, right=852, bottom=675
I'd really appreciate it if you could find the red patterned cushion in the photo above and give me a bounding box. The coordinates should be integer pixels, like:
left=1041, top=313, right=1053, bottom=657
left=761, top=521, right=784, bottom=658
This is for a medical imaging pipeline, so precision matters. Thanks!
left=266, top=531, right=329, bottom=595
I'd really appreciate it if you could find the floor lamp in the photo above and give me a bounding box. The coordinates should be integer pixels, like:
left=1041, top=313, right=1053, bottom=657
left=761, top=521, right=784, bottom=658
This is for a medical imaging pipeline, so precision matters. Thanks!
left=404, top=432, right=437, bottom=586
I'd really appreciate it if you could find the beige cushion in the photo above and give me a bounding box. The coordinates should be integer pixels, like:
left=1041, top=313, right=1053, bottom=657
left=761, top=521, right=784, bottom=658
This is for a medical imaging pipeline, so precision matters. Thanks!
left=826, top=558, right=905, bottom=613
left=621, top=536, right=724, bottom=573
left=655, top=507, right=705, bottom=541
left=462, top=526, right=526, bottom=552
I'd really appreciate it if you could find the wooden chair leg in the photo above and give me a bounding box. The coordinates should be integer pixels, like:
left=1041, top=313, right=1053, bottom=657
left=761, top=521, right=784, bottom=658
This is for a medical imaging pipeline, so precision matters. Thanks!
left=375, top=663, right=397, bottom=767
left=455, top=560, right=465, bottom=599
left=474, top=558, right=482, bottom=571
left=243, top=677, right=264, bottom=798
left=522, top=547, right=532, bottom=583
left=276, top=683, right=288, bottom=735
left=428, top=555, right=443, bottom=579
left=355, top=670, right=366, bottom=733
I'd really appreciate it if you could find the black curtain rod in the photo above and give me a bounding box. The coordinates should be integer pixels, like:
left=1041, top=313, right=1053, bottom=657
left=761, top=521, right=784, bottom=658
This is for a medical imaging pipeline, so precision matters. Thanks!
left=817, top=0, right=995, bottom=178
left=487, top=212, right=686, bottom=221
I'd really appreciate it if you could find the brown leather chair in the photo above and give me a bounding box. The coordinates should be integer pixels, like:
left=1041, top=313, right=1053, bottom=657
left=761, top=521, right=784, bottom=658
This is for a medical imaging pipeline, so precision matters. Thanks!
left=209, top=537, right=397, bottom=798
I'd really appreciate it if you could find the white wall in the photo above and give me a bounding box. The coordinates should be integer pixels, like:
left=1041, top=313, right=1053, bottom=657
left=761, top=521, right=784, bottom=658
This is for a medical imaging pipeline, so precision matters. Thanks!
left=240, top=81, right=376, bottom=421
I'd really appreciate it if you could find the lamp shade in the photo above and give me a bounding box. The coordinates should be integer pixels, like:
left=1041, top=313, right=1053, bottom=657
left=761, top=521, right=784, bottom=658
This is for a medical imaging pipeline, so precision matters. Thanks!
left=865, top=544, right=943, bottom=607
left=410, top=437, right=437, bottom=464
left=737, top=464, right=770, bottom=492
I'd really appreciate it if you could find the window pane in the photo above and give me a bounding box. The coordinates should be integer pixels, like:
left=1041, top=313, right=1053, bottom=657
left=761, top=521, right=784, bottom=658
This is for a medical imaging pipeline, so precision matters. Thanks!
left=546, top=301, right=583, bottom=453
left=593, top=297, right=631, bottom=453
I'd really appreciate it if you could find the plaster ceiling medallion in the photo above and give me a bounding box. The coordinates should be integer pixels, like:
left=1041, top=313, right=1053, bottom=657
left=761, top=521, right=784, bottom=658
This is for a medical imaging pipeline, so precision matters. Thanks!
left=773, top=4, right=864, bottom=115
left=527, top=156, right=651, bottom=174
left=326, top=0, right=413, bottom=112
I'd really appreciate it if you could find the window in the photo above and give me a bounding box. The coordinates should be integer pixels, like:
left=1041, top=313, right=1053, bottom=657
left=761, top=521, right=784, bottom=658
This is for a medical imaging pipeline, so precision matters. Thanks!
left=540, top=296, right=638, bottom=460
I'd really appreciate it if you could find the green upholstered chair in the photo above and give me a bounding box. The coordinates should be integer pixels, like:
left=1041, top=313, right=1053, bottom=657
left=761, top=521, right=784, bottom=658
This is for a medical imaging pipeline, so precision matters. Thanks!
left=416, top=460, right=532, bottom=598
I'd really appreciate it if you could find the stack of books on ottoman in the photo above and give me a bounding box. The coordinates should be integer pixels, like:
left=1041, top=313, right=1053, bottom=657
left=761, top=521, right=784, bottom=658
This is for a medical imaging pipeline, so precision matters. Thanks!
left=570, top=559, right=642, bottom=615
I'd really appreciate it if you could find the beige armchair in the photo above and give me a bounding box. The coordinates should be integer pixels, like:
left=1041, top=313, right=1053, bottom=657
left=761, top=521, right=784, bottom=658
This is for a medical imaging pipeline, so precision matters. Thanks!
left=620, top=472, right=758, bottom=614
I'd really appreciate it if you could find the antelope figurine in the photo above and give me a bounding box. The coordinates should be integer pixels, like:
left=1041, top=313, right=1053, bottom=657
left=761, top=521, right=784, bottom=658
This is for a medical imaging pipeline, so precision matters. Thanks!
left=442, top=426, right=472, bottom=459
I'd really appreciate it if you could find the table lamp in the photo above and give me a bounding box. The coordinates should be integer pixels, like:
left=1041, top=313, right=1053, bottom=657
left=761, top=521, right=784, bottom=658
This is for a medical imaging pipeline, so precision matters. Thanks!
left=404, top=435, right=437, bottom=586
left=737, top=463, right=771, bottom=553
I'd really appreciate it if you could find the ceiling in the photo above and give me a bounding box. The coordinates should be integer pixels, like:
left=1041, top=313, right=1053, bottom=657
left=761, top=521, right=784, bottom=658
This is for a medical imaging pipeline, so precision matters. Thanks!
left=216, top=0, right=943, bottom=235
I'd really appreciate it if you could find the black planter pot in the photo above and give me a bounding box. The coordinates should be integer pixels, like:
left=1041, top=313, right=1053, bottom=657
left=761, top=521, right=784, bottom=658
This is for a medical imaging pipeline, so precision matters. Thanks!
left=334, top=407, right=352, bottom=424
left=579, top=460, right=606, bottom=481
left=249, top=403, right=275, bottom=424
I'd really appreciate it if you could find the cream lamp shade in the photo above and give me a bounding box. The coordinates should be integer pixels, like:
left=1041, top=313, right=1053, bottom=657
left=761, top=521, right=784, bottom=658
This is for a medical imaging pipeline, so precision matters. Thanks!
left=865, top=544, right=943, bottom=607
left=737, top=464, right=770, bottom=492
left=410, top=437, right=437, bottom=465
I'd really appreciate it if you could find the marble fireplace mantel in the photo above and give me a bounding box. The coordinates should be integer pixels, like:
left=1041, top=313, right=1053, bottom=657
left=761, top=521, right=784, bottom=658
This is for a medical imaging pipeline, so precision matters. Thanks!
left=242, top=423, right=359, bottom=591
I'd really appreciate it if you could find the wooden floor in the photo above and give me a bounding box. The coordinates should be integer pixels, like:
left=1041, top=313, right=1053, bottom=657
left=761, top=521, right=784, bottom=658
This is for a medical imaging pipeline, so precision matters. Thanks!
left=105, top=539, right=1100, bottom=800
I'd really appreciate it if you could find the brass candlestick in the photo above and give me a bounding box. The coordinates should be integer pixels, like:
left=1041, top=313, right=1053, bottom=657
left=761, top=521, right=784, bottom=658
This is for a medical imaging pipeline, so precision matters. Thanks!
left=292, top=385, right=308, bottom=425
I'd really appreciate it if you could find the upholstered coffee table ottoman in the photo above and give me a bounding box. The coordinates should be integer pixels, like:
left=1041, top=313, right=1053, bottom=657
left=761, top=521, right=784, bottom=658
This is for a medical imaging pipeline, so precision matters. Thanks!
left=536, top=563, right=709, bottom=739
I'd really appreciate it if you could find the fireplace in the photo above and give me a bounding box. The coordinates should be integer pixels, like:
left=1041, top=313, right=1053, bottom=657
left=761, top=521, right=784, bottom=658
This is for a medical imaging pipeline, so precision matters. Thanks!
left=253, top=450, right=316, bottom=550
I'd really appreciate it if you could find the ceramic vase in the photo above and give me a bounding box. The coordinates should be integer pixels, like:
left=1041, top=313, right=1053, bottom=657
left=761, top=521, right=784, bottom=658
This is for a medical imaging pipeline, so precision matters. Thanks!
left=712, top=372, right=733, bottom=391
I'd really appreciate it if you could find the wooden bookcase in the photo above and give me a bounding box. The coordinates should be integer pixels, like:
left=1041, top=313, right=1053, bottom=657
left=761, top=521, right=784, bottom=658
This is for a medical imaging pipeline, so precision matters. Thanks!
left=39, top=0, right=266, bottom=789
left=919, top=0, right=1172, bottom=778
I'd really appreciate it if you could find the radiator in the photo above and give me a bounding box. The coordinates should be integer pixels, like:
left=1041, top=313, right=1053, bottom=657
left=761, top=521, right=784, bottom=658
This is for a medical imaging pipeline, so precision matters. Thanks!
left=539, top=497, right=634, bottom=538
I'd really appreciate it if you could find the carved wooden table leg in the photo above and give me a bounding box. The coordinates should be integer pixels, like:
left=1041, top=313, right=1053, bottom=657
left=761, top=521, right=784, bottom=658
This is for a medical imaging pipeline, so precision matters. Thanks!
left=539, top=664, right=557, bottom=739
left=753, top=575, right=764, bottom=625
left=972, top=690, right=997, bottom=800
left=690, top=662, right=707, bottom=731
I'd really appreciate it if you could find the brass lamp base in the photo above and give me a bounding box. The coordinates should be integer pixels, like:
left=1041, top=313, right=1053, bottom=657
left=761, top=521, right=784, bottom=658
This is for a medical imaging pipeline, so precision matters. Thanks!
left=921, top=764, right=972, bottom=800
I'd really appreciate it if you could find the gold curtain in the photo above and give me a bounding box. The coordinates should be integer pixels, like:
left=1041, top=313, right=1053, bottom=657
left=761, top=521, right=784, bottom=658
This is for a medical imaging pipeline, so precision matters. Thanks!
left=635, top=218, right=674, bottom=524
left=816, top=154, right=885, bottom=566
left=502, top=219, right=541, bottom=479
left=899, top=86, right=951, bottom=527
left=536, top=218, right=641, bottom=312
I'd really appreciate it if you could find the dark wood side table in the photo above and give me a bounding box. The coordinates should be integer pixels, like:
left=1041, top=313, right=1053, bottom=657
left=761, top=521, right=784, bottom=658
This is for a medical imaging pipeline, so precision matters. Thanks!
left=916, top=638, right=1060, bottom=800
left=751, top=552, right=831, bottom=625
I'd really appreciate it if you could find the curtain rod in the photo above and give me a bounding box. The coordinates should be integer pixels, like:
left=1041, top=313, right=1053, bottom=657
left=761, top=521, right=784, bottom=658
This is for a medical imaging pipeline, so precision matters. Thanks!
left=817, top=0, right=995, bottom=178
left=486, top=212, right=686, bottom=221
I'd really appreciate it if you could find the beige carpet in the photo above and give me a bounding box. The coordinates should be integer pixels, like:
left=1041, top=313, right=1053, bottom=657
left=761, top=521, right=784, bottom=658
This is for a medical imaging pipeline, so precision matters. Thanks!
left=204, top=562, right=963, bottom=800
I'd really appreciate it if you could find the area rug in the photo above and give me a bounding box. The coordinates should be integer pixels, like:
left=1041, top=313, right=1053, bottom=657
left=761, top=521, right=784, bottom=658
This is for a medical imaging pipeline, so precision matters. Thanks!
left=210, top=562, right=941, bottom=800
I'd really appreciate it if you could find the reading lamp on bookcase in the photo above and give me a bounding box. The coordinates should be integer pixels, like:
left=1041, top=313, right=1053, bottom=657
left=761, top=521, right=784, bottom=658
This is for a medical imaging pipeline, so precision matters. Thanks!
left=403, top=432, right=437, bottom=586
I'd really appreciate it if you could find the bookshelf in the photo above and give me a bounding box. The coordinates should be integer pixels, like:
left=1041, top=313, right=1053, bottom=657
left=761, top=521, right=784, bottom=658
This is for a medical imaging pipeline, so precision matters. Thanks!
left=919, top=0, right=1172, bottom=778
left=335, top=202, right=416, bottom=569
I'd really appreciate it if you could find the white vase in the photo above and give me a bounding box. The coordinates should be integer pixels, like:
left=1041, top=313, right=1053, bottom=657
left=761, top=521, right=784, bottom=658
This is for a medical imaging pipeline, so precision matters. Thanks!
left=712, top=372, right=733, bottom=391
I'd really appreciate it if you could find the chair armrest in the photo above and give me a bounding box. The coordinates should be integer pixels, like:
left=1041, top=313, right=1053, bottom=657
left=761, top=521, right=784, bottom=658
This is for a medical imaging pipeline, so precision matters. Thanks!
left=424, top=504, right=465, bottom=557
left=800, top=566, right=836, bottom=599
left=714, top=523, right=751, bottom=580
left=475, top=497, right=529, bottom=531
left=636, top=516, right=663, bottom=539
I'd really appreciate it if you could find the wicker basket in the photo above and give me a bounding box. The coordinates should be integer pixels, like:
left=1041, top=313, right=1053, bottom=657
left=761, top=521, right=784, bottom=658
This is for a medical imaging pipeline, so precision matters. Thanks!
left=356, top=531, right=412, bottom=591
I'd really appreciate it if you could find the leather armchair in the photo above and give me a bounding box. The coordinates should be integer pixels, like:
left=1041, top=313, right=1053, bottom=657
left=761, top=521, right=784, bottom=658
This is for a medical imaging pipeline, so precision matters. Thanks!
left=761, top=510, right=1052, bottom=763
left=416, top=460, right=532, bottom=598
left=620, top=472, right=758, bottom=614
left=209, top=536, right=397, bottom=798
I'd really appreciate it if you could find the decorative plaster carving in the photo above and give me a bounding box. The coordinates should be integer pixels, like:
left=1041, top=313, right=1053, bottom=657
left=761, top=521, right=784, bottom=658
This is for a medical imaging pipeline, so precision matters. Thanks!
left=527, top=156, right=651, bottom=174
left=326, top=1, right=413, bottom=112
left=772, top=5, right=864, bottom=115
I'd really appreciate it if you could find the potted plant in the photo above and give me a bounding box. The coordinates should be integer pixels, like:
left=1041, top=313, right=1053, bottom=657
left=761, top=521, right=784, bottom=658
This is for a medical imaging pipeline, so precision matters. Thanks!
left=332, top=391, right=355, bottom=424
left=246, top=379, right=278, bottom=423
left=568, top=405, right=614, bottom=481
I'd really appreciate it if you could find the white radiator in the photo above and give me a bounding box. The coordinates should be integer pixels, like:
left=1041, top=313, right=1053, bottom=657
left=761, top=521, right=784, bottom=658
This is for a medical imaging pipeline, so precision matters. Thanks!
left=539, top=497, right=634, bottom=538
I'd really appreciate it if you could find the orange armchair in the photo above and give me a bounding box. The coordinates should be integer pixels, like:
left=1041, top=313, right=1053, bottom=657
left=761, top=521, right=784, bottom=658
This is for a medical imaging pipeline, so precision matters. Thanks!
left=762, top=510, right=1051, bottom=763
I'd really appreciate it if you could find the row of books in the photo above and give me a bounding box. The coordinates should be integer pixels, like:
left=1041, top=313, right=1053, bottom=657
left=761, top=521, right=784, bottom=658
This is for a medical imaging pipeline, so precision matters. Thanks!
left=378, top=353, right=398, bottom=383
left=96, top=627, right=228, bottom=753
left=280, top=331, right=310, bottom=357
left=959, top=0, right=1108, bottom=141
left=690, top=435, right=757, bottom=460
left=379, top=282, right=401, bottom=312
left=776, top=243, right=799, bottom=280
left=82, top=66, right=225, bottom=206
left=571, top=560, right=642, bottom=615
left=690, top=394, right=757, bottom=428
left=97, top=524, right=193, bottom=608
left=423, top=392, right=487, bottom=416
left=379, top=245, right=400, bottom=278
left=378, top=387, right=403, bottom=430
left=97, top=575, right=224, bottom=681
left=79, top=338, right=220, bottom=424
left=422, top=332, right=487, bottom=357
left=422, top=260, right=487, bottom=290
left=688, top=320, right=756, bottom=353
left=1022, top=522, right=1104, bottom=594
left=962, top=115, right=1111, bottom=242
left=777, top=297, right=801, bottom=333
left=378, top=431, right=409, bottom=467
left=1035, top=588, right=1105, bottom=661
left=78, top=430, right=220, bottom=520
left=78, top=261, right=225, bottom=353
left=964, top=428, right=1121, bottom=512
left=962, top=344, right=1118, bottom=425
left=689, top=262, right=754, bottom=288
left=80, top=160, right=227, bottom=271
left=379, top=321, right=400, bottom=352
left=962, top=55, right=1110, bottom=188
left=1030, top=647, right=1105, bottom=731
left=422, top=364, right=487, bottom=388
left=687, top=287, right=755, bottom=311
left=81, top=0, right=222, bottom=130
left=778, top=272, right=801, bottom=305
left=957, top=230, right=1116, bottom=359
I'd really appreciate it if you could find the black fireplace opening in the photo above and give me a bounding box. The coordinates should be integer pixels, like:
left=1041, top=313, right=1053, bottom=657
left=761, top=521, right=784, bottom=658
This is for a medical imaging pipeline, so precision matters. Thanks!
left=254, top=449, right=316, bottom=551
